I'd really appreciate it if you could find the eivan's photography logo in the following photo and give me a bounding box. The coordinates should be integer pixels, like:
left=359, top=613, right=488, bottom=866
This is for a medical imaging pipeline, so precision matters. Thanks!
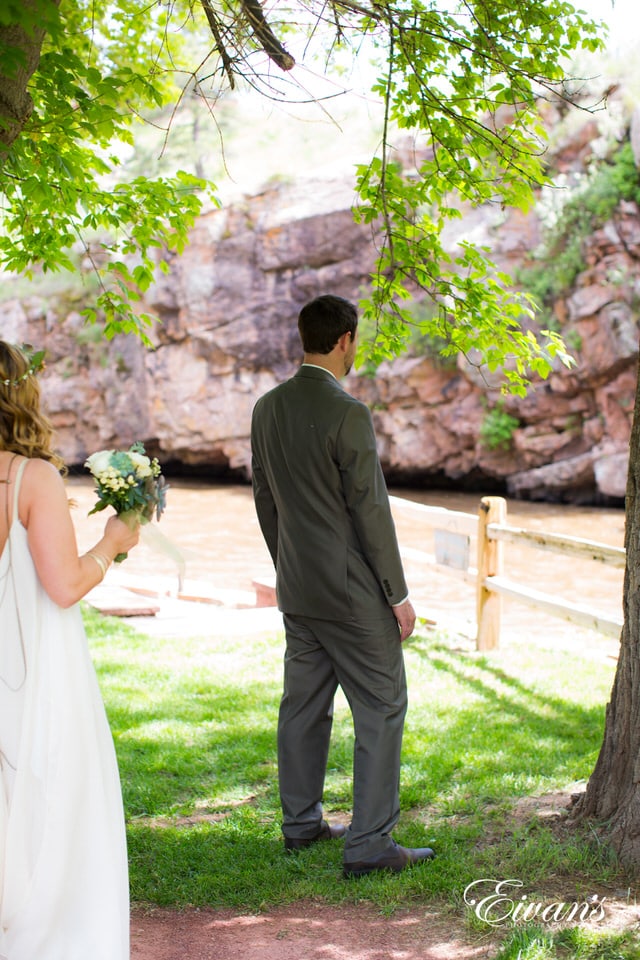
left=464, top=879, right=606, bottom=926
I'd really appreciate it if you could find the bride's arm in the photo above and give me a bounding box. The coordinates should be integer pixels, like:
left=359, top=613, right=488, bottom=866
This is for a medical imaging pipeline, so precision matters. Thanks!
left=21, top=459, right=139, bottom=608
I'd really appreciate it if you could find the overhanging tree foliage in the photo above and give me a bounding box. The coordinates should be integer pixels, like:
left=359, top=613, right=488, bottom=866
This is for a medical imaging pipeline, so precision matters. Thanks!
left=1, top=0, right=601, bottom=386
left=0, top=0, right=213, bottom=339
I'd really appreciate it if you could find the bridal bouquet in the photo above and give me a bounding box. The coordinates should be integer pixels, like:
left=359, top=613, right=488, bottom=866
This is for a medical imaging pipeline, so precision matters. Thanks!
left=85, top=442, right=168, bottom=561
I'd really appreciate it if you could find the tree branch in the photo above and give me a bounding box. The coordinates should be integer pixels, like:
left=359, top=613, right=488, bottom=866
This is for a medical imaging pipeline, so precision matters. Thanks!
left=199, top=0, right=237, bottom=88
left=240, top=0, right=295, bottom=71
left=199, top=0, right=295, bottom=85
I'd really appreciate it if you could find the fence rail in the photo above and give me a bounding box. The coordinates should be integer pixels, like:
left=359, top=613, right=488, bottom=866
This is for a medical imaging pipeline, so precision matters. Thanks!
left=390, top=495, right=624, bottom=650
left=486, top=523, right=626, bottom=567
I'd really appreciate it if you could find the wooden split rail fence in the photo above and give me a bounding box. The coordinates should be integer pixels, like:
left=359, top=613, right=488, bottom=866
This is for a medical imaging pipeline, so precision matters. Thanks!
left=389, top=495, right=625, bottom=651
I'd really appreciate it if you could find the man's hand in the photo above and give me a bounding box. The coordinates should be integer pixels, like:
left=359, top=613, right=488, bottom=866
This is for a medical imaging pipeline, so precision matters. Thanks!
left=392, top=599, right=416, bottom=642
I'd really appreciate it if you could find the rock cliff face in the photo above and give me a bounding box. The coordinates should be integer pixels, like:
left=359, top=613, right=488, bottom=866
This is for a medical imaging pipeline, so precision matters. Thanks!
left=1, top=120, right=638, bottom=504
left=356, top=196, right=639, bottom=503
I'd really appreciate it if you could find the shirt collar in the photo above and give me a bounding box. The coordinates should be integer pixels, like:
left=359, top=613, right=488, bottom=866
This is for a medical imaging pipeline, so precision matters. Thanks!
left=300, top=362, right=338, bottom=381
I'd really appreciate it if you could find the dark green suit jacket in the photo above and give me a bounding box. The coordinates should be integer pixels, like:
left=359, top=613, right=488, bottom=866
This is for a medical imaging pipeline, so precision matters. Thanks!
left=251, top=365, right=408, bottom=620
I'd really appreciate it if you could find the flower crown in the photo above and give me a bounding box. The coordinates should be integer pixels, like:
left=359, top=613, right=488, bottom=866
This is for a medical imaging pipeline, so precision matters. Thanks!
left=2, top=344, right=46, bottom=387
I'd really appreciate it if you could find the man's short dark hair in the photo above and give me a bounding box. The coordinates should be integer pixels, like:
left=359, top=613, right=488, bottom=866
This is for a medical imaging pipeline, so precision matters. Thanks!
left=298, top=295, right=358, bottom=354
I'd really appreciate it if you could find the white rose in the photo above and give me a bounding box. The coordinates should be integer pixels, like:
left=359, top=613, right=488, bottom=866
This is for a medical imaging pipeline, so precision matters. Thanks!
left=128, top=451, right=152, bottom=477
left=85, top=449, right=114, bottom=475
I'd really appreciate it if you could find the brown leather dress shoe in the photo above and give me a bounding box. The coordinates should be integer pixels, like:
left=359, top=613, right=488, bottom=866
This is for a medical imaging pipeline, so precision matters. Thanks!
left=343, top=841, right=435, bottom=878
left=284, top=820, right=348, bottom=851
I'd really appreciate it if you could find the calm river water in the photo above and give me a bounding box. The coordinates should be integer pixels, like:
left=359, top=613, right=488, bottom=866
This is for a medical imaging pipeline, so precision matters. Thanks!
left=68, top=478, right=625, bottom=658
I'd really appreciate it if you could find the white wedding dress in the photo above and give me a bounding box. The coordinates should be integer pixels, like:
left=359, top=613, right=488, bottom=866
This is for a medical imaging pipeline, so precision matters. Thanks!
left=0, top=459, right=129, bottom=959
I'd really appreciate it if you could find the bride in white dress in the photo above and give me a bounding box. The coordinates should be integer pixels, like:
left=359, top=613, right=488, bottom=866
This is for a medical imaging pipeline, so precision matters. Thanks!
left=0, top=342, right=140, bottom=960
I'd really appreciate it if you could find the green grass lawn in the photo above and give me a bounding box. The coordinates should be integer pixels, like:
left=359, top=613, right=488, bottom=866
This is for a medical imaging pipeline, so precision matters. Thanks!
left=85, top=607, right=640, bottom=958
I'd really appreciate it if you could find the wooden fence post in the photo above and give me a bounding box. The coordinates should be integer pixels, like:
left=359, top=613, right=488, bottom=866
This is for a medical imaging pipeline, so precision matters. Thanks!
left=476, top=496, right=506, bottom=650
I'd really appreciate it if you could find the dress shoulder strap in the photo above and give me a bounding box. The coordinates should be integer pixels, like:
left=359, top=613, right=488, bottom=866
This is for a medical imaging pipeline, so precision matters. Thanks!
left=12, top=458, right=29, bottom=524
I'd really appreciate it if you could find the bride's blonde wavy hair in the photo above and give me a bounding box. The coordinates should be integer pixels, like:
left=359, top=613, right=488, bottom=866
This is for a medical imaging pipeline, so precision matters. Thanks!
left=0, top=341, right=65, bottom=472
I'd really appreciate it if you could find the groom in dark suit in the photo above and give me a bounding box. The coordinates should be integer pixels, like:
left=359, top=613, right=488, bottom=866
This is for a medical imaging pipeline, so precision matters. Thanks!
left=250, top=294, right=434, bottom=877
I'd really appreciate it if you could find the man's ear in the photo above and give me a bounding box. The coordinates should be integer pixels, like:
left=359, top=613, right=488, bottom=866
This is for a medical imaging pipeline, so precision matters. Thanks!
left=337, top=331, right=352, bottom=352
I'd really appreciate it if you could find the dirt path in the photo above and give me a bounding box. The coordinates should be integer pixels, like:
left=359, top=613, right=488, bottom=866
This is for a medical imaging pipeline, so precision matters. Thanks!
left=130, top=889, right=640, bottom=960
left=130, top=902, right=487, bottom=960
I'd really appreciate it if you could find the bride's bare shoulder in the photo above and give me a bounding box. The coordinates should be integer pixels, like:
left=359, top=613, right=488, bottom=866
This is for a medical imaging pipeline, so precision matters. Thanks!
left=22, top=458, right=66, bottom=494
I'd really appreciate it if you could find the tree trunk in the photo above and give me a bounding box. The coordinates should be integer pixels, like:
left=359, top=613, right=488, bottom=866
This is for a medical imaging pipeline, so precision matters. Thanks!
left=573, top=349, right=640, bottom=866
left=0, top=1, right=60, bottom=161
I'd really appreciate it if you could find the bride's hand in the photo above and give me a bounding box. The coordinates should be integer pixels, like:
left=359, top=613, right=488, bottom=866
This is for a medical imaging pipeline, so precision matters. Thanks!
left=103, top=514, right=141, bottom=556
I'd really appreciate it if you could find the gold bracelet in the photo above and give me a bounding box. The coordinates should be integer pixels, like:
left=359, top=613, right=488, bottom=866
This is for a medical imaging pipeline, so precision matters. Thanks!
left=92, top=550, right=112, bottom=570
left=86, top=551, right=110, bottom=580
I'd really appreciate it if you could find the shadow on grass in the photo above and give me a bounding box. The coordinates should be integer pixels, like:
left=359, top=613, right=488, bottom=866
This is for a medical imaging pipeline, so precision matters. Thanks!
left=89, top=619, right=621, bottom=911
left=128, top=815, right=343, bottom=908
left=106, top=679, right=281, bottom=817
left=397, top=639, right=608, bottom=811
